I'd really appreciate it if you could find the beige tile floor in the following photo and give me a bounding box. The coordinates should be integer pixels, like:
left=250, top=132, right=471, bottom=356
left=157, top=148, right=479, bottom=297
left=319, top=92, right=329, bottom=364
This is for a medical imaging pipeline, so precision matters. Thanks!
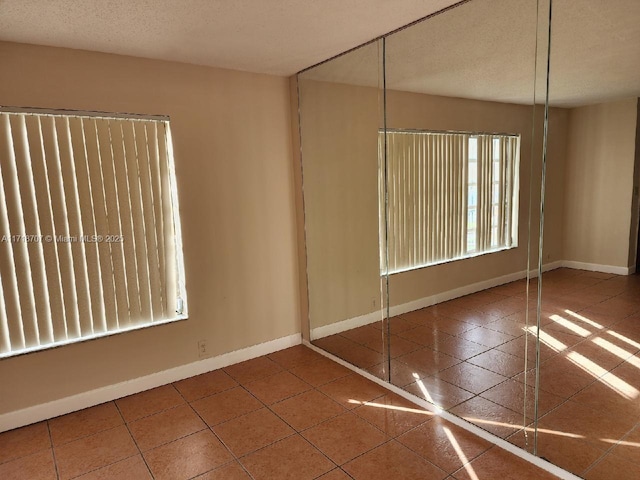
left=0, top=345, right=561, bottom=479
left=313, top=268, right=640, bottom=479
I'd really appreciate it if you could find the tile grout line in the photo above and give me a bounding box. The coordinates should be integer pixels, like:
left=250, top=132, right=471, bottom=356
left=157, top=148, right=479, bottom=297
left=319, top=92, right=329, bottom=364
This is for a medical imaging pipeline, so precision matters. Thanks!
left=236, top=353, right=447, bottom=477
left=175, top=383, right=259, bottom=480
left=253, top=358, right=364, bottom=476
left=45, top=419, right=61, bottom=480
left=182, top=366, right=355, bottom=480
left=395, top=416, right=489, bottom=476
left=244, top=358, right=388, bottom=477
left=48, top=419, right=140, bottom=480
left=111, top=400, right=156, bottom=480
left=112, top=384, right=190, bottom=424
left=298, top=376, right=450, bottom=476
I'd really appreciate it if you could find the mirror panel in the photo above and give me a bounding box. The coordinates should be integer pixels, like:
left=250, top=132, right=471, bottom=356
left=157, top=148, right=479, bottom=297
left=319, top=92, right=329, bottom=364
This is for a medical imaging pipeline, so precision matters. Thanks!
left=298, top=40, right=390, bottom=378
left=298, top=0, right=640, bottom=476
left=535, top=0, right=640, bottom=476
left=381, top=0, right=548, bottom=450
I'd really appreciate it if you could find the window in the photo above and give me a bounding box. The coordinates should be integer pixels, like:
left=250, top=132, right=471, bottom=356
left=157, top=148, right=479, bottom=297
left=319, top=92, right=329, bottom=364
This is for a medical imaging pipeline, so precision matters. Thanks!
left=0, top=107, right=187, bottom=358
left=379, top=129, right=520, bottom=274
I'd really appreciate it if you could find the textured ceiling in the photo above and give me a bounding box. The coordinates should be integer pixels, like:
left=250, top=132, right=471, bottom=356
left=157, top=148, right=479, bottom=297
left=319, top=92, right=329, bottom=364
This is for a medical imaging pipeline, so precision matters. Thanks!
left=302, top=0, right=640, bottom=107
left=548, top=0, right=640, bottom=106
left=1, top=0, right=637, bottom=106
left=304, top=0, right=545, bottom=103
left=0, top=0, right=460, bottom=76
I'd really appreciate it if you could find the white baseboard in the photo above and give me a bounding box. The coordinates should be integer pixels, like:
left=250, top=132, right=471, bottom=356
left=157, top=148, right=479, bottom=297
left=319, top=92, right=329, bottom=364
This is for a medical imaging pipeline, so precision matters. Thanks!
left=311, top=261, right=563, bottom=340
left=561, top=260, right=634, bottom=275
left=310, top=310, right=382, bottom=341
left=388, top=267, right=534, bottom=318
left=546, top=260, right=564, bottom=271
left=310, top=258, right=637, bottom=341
left=0, top=333, right=301, bottom=433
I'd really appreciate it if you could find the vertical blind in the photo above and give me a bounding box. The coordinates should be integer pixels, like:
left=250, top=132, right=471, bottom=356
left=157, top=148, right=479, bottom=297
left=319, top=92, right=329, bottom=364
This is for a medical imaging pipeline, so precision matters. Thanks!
left=0, top=109, right=186, bottom=358
left=380, top=130, right=519, bottom=274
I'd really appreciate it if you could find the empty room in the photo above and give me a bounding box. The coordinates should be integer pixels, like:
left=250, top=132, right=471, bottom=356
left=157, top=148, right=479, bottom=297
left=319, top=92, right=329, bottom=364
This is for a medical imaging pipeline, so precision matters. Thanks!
left=1, top=1, right=639, bottom=479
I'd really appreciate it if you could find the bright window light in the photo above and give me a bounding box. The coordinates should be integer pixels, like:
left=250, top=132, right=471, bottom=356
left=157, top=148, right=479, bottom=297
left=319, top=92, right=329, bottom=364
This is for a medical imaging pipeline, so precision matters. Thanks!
left=0, top=107, right=187, bottom=358
left=379, top=130, right=520, bottom=274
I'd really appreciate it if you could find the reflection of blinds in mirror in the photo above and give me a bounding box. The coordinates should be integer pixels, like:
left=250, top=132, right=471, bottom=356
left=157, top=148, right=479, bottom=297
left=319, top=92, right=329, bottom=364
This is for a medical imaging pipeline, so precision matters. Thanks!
left=379, top=130, right=519, bottom=274
left=0, top=109, right=186, bottom=358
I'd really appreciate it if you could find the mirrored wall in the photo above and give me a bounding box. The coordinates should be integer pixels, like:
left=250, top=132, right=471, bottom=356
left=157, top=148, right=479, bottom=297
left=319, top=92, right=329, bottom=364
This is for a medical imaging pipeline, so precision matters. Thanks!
left=298, top=0, right=640, bottom=478
left=298, top=39, right=390, bottom=378
left=381, top=0, right=547, bottom=454
left=532, top=0, right=640, bottom=477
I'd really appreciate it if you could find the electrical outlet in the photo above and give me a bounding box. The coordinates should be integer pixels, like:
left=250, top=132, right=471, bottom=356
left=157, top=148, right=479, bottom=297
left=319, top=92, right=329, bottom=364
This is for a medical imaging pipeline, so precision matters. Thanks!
left=198, top=339, right=208, bottom=358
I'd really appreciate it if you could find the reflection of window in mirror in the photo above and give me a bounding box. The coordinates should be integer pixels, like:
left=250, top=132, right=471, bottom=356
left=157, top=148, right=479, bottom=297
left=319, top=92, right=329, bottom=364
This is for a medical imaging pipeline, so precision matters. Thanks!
left=379, top=129, right=520, bottom=274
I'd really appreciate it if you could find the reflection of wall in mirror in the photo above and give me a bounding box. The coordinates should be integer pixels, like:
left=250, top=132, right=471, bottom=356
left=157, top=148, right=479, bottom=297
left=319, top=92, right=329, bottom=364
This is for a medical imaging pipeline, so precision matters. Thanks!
left=302, top=80, right=640, bottom=337
left=562, top=98, right=639, bottom=270
left=299, top=80, right=381, bottom=333
left=300, top=79, right=568, bottom=335
left=384, top=90, right=565, bottom=308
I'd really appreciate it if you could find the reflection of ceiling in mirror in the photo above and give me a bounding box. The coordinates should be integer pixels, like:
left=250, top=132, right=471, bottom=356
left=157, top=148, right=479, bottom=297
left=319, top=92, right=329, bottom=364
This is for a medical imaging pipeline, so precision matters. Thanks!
left=549, top=0, right=640, bottom=107
left=301, top=0, right=640, bottom=108
left=299, top=41, right=383, bottom=89
left=384, top=0, right=543, bottom=105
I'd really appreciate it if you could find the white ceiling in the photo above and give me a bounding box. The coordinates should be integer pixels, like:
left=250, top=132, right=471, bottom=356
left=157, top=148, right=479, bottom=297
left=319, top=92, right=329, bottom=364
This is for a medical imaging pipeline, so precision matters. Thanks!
left=302, top=0, right=640, bottom=107
left=0, top=0, right=460, bottom=76
left=304, top=0, right=546, bottom=104
left=1, top=0, right=637, bottom=107
left=547, top=0, right=640, bottom=107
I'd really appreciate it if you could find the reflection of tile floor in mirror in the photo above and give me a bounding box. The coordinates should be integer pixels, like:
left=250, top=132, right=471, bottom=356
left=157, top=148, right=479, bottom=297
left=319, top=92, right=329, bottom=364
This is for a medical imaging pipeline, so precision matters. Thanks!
left=0, top=345, right=560, bottom=479
left=313, top=268, right=640, bottom=479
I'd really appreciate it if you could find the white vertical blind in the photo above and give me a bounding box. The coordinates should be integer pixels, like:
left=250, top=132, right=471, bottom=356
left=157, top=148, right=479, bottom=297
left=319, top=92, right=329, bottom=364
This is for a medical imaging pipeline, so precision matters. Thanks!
left=0, top=109, right=186, bottom=358
left=380, top=130, right=519, bottom=274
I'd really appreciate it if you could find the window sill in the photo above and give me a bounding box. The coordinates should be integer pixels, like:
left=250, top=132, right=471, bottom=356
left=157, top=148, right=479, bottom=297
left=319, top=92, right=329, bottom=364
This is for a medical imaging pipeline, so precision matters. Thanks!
left=383, top=244, right=518, bottom=276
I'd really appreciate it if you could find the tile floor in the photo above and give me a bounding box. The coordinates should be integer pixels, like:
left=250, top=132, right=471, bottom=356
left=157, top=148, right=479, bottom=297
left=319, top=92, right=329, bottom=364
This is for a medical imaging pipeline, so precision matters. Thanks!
left=0, top=345, right=561, bottom=480
left=312, top=268, right=640, bottom=479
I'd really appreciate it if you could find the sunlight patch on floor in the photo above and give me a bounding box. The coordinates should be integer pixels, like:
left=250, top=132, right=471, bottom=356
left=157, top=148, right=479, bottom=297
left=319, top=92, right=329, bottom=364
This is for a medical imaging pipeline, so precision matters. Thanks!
left=443, top=426, right=480, bottom=480
left=549, top=314, right=591, bottom=337
left=564, top=310, right=604, bottom=329
left=591, top=337, right=639, bottom=368
left=348, top=398, right=434, bottom=416
left=567, top=351, right=639, bottom=399
left=607, top=330, right=640, bottom=350
left=412, top=372, right=443, bottom=413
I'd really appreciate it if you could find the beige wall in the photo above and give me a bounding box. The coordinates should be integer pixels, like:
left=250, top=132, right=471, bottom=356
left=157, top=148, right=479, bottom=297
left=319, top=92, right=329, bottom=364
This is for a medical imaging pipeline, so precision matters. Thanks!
left=542, top=107, right=570, bottom=265
left=299, top=79, right=568, bottom=329
left=0, top=42, right=300, bottom=415
left=629, top=100, right=640, bottom=268
left=298, top=80, right=383, bottom=330
left=562, top=98, right=639, bottom=268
